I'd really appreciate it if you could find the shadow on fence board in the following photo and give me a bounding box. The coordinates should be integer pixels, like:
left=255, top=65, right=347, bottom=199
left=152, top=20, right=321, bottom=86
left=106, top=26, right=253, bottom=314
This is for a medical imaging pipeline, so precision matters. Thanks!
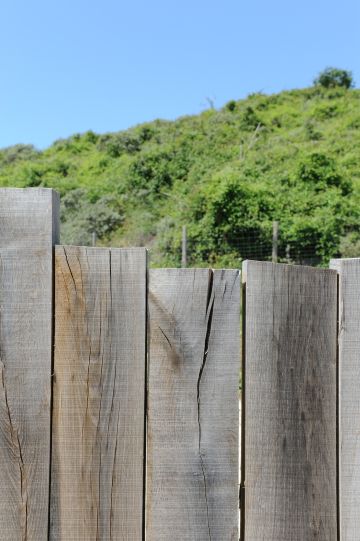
left=330, top=258, right=360, bottom=541
left=242, top=261, right=337, bottom=541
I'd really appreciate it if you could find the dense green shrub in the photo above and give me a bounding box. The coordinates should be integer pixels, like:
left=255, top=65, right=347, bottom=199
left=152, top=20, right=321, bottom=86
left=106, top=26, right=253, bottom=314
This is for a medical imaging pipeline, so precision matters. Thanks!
left=97, top=132, right=142, bottom=157
left=314, top=67, right=354, bottom=89
left=240, top=106, right=262, bottom=131
left=304, top=119, right=322, bottom=141
left=297, top=153, right=351, bottom=194
left=60, top=189, right=123, bottom=245
left=128, top=149, right=174, bottom=193
left=97, top=126, right=155, bottom=158
left=225, top=100, right=237, bottom=112
left=0, top=144, right=39, bottom=164
left=339, top=232, right=360, bottom=257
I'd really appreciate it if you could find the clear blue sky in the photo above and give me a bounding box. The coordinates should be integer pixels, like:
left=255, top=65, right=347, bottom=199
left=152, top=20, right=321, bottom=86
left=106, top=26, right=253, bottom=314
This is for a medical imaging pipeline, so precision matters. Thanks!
left=1, top=0, right=359, bottom=149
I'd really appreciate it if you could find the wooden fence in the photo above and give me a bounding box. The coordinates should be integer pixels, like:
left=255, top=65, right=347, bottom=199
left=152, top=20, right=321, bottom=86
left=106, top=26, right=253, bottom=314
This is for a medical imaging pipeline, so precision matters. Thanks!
left=0, top=188, right=359, bottom=540
left=0, top=189, right=240, bottom=541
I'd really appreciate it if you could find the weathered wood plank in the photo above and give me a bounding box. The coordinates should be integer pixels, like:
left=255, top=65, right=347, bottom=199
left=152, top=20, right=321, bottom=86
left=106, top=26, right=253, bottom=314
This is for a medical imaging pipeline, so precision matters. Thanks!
left=147, top=268, right=240, bottom=541
left=50, top=246, right=147, bottom=540
left=0, top=188, right=59, bottom=540
left=242, top=261, right=337, bottom=540
left=330, top=258, right=360, bottom=540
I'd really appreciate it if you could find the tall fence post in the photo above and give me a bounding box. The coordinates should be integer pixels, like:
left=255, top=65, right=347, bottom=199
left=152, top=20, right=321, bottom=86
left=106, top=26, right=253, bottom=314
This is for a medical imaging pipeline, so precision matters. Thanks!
left=0, top=188, right=59, bottom=540
left=330, top=258, right=360, bottom=540
left=272, top=220, right=279, bottom=263
left=242, top=261, right=337, bottom=540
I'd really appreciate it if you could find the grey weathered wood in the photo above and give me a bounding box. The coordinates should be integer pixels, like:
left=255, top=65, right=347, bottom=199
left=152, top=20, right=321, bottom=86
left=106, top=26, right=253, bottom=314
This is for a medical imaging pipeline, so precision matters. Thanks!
left=0, top=188, right=59, bottom=540
left=272, top=220, right=279, bottom=263
left=147, top=268, right=240, bottom=541
left=242, top=261, right=337, bottom=540
left=330, top=258, right=360, bottom=540
left=50, top=246, right=147, bottom=540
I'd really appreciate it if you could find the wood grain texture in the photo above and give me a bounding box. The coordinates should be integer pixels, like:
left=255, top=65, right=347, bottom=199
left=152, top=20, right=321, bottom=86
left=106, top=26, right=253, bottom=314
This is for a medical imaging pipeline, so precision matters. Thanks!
left=147, top=268, right=240, bottom=541
left=50, top=246, right=147, bottom=540
left=330, top=258, right=360, bottom=541
left=0, top=188, right=59, bottom=540
left=243, top=261, right=337, bottom=541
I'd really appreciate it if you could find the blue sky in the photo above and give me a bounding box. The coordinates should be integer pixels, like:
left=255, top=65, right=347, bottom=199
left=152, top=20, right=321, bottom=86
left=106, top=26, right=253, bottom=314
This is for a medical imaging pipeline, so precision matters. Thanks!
left=1, top=0, right=359, bottom=149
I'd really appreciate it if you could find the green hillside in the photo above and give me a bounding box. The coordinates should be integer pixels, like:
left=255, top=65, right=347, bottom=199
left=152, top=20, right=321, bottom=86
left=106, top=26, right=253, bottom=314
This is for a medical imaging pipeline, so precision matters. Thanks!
left=2, top=81, right=360, bottom=267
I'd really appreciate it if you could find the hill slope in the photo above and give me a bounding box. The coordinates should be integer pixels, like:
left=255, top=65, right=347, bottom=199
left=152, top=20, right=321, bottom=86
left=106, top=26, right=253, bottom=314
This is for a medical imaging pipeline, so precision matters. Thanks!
left=1, top=85, right=360, bottom=266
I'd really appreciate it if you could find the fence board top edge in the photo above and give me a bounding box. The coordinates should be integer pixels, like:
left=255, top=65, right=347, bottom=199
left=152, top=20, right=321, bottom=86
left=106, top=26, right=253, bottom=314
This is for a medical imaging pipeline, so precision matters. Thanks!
left=242, top=259, right=339, bottom=272
left=149, top=268, right=241, bottom=285
left=0, top=187, right=60, bottom=207
left=330, top=257, right=360, bottom=269
left=56, top=244, right=148, bottom=254
left=242, top=259, right=337, bottom=283
left=0, top=186, right=60, bottom=195
left=149, top=267, right=240, bottom=272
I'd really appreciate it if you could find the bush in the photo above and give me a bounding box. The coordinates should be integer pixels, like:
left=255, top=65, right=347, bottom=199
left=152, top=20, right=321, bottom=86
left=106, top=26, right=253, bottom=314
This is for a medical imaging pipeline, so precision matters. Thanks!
left=304, top=120, right=322, bottom=141
left=339, top=232, right=360, bottom=258
left=21, top=164, right=45, bottom=187
left=189, top=171, right=273, bottom=261
left=1, top=144, right=39, bottom=164
left=97, top=132, right=142, bottom=157
left=297, top=153, right=351, bottom=194
left=128, top=150, right=173, bottom=194
left=240, top=106, right=262, bottom=131
left=225, top=100, right=237, bottom=112
left=84, top=130, right=99, bottom=144
left=314, top=67, right=354, bottom=89
left=97, top=127, right=154, bottom=158
left=54, top=161, right=71, bottom=177
left=313, top=103, right=340, bottom=120
left=127, top=145, right=192, bottom=196
left=60, top=189, right=123, bottom=245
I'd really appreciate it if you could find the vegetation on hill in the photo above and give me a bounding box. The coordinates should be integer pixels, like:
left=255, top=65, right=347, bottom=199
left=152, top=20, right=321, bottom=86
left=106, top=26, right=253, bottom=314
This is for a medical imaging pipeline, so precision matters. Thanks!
left=1, top=69, right=360, bottom=267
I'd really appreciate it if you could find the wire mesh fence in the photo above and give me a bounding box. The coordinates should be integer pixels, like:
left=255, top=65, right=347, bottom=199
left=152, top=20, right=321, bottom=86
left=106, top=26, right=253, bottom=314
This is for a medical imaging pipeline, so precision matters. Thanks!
left=86, top=224, right=325, bottom=267
left=178, top=234, right=322, bottom=267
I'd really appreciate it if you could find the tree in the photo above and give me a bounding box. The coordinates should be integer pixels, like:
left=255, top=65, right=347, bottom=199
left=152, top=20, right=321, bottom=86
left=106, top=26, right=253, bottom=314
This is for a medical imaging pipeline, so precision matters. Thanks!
left=314, top=67, right=354, bottom=89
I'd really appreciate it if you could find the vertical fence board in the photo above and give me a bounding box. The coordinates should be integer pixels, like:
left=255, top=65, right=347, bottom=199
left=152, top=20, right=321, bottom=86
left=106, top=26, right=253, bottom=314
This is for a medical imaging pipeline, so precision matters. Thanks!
left=147, top=268, right=240, bottom=541
left=50, top=246, right=146, bottom=540
left=330, top=258, right=360, bottom=540
left=243, top=261, right=337, bottom=541
left=0, top=188, right=59, bottom=540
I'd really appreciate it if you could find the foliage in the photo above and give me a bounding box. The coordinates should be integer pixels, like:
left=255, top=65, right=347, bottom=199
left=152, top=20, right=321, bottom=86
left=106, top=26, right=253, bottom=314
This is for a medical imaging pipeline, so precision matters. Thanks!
left=1, top=78, right=360, bottom=267
left=0, top=144, right=39, bottom=164
left=339, top=232, right=360, bottom=258
left=60, top=189, right=123, bottom=245
left=314, top=67, right=354, bottom=89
